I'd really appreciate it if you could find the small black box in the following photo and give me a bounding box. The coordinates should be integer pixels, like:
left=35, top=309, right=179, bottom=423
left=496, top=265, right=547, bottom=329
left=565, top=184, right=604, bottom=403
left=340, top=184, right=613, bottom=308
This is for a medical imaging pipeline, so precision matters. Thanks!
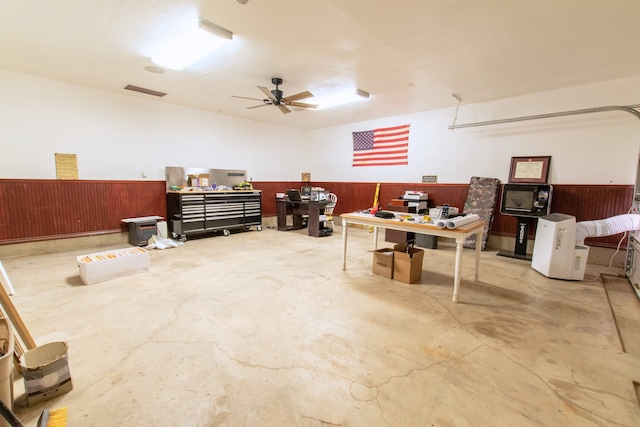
left=128, top=222, right=157, bottom=246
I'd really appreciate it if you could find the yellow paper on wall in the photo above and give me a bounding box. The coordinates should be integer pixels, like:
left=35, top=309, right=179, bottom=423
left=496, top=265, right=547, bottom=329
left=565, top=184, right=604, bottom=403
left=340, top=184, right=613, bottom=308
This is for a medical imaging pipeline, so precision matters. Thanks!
left=55, top=153, right=78, bottom=180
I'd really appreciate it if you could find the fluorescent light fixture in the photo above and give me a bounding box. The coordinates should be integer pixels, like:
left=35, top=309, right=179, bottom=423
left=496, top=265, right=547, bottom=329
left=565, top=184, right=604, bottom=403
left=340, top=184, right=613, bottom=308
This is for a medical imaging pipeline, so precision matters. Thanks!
left=151, top=19, right=232, bottom=70
left=316, top=89, right=370, bottom=110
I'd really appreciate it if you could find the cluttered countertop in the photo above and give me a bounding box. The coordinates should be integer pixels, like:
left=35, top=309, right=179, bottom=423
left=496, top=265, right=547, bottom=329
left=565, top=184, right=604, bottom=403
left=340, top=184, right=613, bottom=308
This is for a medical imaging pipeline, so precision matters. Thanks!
left=343, top=210, right=484, bottom=230
left=343, top=189, right=484, bottom=231
left=167, top=181, right=258, bottom=193
left=165, top=166, right=258, bottom=194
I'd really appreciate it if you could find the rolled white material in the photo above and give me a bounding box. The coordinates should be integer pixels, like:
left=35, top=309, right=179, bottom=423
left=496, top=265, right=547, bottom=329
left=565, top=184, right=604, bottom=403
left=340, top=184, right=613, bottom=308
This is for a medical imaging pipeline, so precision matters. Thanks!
left=435, top=214, right=481, bottom=229
left=435, top=219, right=448, bottom=228
left=446, top=214, right=481, bottom=229
left=575, top=214, right=640, bottom=244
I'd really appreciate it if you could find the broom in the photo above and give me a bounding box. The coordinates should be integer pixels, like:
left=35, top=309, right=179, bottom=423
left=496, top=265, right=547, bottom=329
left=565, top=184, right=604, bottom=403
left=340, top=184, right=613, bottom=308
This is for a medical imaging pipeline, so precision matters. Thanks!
left=0, top=397, right=22, bottom=427
left=37, top=407, right=67, bottom=427
left=0, top=397, right=67, bottom=427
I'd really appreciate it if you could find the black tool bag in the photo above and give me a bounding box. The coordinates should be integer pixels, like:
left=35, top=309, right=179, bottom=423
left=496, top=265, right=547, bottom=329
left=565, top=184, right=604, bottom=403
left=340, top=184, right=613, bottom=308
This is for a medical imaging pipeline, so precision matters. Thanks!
left=374, top=211, right=395, bottom=219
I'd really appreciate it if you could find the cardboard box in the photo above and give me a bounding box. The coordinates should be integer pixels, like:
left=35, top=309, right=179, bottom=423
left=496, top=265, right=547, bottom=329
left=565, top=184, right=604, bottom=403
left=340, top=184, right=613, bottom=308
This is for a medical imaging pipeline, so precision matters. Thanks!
left=77, top=247, right=150, bottom=285
left=20, top=342, right=72, bottom=407
left=393, top=242, right=424, bottom=284
left=372, top=248, right=395, bottom=279
left=187, top=173, right=210, bottom=187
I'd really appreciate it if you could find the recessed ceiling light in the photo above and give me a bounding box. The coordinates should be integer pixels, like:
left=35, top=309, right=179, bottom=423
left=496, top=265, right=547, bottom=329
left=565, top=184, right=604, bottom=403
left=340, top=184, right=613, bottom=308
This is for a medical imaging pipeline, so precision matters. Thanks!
left=145, top=65, right=165, bottom=74
left=151, top=19, right=233, bottom=71
left=316, top=89, right=370, bottom=109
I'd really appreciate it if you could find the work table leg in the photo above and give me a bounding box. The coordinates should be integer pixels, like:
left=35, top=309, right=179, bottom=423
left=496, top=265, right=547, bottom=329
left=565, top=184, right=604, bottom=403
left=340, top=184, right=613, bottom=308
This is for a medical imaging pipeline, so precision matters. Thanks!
left=342, top=218, right=348, bottom=270
left=373, top=226, right=378, bottom=250
left=474, top=230, right=482, bottom=281
left=453, top=241, right=463, bottom=303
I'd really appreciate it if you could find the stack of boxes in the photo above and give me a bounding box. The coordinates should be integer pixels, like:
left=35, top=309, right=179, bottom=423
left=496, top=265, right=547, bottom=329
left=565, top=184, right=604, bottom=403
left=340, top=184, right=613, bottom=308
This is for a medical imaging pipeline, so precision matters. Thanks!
left=372, top=242, right=424, bottom=283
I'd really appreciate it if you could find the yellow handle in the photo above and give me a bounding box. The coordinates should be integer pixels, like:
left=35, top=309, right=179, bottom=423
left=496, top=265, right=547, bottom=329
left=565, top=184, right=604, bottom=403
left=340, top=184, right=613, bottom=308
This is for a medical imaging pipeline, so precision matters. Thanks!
left=369, top=183, right=381, bottom=232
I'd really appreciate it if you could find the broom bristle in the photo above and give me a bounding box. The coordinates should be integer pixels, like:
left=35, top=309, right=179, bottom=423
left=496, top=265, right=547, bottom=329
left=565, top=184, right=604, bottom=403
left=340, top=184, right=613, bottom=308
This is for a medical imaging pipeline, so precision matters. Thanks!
left=37, top=407, right=67, bottom=427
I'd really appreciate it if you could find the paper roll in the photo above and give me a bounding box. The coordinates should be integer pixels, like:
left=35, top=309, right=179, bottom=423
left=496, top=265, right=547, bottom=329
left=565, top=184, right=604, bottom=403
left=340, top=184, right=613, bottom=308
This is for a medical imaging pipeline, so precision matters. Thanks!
left=435, top=219, right=448, bottom=229
left=445, top=214, right=480, bottom=229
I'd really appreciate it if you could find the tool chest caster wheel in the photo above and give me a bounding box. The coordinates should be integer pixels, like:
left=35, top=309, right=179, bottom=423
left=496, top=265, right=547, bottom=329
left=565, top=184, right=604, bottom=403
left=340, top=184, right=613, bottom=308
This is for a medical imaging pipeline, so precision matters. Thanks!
left=172, top=232, right=186, bottom=242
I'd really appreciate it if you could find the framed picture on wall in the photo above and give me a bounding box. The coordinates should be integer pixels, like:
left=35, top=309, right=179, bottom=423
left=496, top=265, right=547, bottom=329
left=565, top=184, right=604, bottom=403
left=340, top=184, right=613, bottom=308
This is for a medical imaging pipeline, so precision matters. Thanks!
left=508, top=156, right=551, bottom=183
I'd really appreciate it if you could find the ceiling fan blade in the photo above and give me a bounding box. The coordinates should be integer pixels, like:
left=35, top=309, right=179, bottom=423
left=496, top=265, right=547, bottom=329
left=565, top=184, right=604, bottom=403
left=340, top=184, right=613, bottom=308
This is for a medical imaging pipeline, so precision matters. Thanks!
left=284, top=91, right=313, bottom=102
left=232, top=95, right=265, bottom=101
left=258, top=86, right=277, bottom=101
left=277, top=105, right=292, bottom=114
left=247, top=104, right=268, bottom=109
left=289, top=101, right=318, bottom=109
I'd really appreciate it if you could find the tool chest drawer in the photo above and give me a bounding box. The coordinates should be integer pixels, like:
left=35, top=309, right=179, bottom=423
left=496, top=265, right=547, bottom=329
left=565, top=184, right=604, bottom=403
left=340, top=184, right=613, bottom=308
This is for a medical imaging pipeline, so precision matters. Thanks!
left=166, top=191, right=262, bottom=241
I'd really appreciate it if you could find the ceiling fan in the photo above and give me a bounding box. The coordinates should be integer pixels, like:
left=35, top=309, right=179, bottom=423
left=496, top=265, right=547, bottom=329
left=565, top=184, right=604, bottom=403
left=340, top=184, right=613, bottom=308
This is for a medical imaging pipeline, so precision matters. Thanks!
left=232, top=78, right=318, bottom=114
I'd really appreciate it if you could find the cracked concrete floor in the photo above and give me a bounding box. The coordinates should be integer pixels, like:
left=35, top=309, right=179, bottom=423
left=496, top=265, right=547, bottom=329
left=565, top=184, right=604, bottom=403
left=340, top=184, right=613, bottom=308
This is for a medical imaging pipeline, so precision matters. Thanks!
left=2, top=224, right=640, bottom=426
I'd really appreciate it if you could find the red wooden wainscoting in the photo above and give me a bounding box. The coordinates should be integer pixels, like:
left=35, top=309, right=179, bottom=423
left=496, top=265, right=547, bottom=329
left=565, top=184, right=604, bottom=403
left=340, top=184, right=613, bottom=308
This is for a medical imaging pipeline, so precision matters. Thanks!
left=0, top=180, right=633, bottom=249
left=253, top=182, right=634, bottom=249
left=491, top=185, right=634, bottom=248
left=0, top=179, right=166, bottom=243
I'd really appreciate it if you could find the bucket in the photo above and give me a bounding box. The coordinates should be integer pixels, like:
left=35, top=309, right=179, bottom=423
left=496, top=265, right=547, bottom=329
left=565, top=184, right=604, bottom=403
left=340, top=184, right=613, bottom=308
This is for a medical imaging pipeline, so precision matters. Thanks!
left=0, top=318, right=14, bottom=427
left=20, top=341, right=72, bottom=406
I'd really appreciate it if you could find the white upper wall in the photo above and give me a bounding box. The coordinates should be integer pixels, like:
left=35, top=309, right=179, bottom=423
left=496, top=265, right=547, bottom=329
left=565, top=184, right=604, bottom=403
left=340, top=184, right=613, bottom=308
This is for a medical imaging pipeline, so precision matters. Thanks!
left=307, top=76, right=640, bottom=184
left=0, top=69, right=305, bottom=182
left=1, top=69, right=639, bottom=184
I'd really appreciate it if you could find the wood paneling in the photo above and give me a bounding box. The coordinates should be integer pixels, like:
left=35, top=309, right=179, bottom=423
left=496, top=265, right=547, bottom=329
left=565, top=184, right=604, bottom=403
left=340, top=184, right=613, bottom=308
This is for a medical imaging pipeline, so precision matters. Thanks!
left=491, top=185, right=634, bottom=248
left=253, top=181, right=634, bottom=249
left=0, top=180, right=633, bottom=249
left=0, top=179, right=166, bottom=243
left=252, top=182, right=469, bottom=217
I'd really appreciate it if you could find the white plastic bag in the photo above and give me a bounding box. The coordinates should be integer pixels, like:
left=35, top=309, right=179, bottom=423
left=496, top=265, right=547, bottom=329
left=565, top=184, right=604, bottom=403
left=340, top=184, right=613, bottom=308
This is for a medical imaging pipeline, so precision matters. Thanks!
left=145, top=235, right=183, bottom=250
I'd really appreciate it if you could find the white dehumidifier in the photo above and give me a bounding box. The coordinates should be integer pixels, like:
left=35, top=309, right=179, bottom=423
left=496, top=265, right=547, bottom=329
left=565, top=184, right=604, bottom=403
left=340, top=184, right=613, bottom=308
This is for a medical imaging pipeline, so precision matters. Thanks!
left=531, top=213, right=589, bottom=280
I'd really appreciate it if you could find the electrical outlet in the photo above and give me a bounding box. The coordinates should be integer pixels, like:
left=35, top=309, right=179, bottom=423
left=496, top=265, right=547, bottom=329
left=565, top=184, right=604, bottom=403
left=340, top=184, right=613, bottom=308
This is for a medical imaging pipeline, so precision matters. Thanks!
left=422, top=175, right=437, bottom=183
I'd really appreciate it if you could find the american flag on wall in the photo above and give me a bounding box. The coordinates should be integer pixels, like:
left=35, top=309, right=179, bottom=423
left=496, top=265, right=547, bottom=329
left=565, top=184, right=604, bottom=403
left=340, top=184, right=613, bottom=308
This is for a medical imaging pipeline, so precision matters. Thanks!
left=352, top=124, right=410, bottom=167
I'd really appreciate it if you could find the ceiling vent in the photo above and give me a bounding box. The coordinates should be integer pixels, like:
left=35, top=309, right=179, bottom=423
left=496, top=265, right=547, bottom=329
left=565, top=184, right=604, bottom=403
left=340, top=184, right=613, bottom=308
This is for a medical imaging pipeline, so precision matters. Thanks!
left=124, top=84, right=166, bottom=97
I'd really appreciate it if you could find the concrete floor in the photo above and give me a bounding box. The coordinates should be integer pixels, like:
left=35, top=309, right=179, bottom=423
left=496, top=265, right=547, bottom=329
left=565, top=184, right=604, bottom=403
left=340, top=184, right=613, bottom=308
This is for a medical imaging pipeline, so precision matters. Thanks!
left=1, top=224, right=640, bottom=426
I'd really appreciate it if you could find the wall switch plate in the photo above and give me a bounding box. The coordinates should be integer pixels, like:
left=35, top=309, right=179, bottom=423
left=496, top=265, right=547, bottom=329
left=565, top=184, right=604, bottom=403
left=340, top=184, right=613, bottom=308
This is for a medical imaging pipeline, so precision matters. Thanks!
left=422, top=175, right=437, bottom=183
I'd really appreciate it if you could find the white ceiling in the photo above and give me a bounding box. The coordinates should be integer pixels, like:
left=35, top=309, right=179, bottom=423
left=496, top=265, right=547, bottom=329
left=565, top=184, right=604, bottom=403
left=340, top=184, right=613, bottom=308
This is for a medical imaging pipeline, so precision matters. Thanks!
left=2, top=0, right=640, bottom=130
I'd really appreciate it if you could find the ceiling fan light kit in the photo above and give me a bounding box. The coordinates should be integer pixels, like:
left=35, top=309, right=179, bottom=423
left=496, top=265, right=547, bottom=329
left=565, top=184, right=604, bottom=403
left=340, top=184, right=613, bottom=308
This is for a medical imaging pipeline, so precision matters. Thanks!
left=232, top=77, right=318, bottom=114
left=151, top=19, right=233, bottom=71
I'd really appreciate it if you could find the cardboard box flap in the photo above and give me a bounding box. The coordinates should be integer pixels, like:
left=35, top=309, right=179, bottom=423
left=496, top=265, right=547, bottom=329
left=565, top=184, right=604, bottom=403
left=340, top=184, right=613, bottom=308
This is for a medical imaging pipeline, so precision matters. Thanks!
left=370, top=248, right=394, bottom=255
left=394, top=242, right=409, bottom=252
left=20, top=341, right=68, bottom=370
left=393, top=243, right=424, bottom=284
left=393, top=243, right=424, bottom=261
